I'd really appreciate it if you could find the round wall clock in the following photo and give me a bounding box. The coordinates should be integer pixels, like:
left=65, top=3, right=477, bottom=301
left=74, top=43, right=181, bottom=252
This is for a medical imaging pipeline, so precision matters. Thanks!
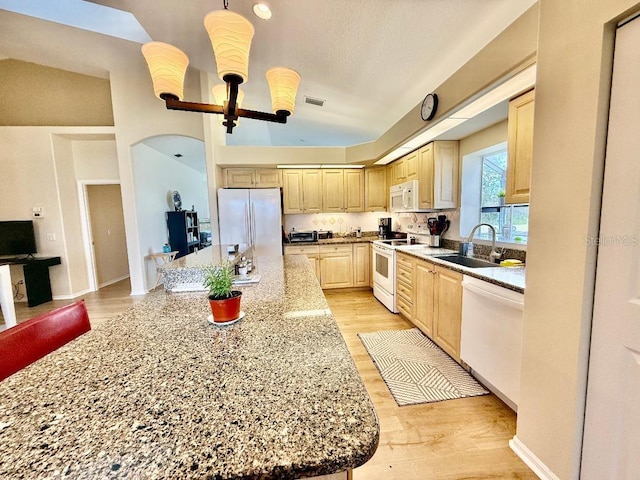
left=421, top=93, right=438, bottom=121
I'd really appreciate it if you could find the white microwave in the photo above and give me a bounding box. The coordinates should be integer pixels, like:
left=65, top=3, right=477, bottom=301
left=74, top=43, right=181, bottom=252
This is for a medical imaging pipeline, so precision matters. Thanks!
left=390, top=180, right=421, bottom=212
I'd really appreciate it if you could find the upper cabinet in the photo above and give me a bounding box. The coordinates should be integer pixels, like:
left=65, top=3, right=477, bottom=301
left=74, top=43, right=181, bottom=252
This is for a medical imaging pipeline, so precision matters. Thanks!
left=418, top=140, right=459, bottom=210
left=343, top=169, right=365, bottom=212
left=506, top=89, right=535, bottom=204
left=283, top=168, right=364, bottom=214
left=364, top=167, right=387, bottom=211
left=224, top=168, right=282, bottom=188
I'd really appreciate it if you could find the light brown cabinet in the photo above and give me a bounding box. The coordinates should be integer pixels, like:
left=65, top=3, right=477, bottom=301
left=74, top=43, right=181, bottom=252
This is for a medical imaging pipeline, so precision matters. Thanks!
left=395, top=254, right=463, bottom=363
left=283, top=169, right=363, bottom=214
left=395, top=253, right=414, bottom=320
left=224, top=168, right=282, bottom=188
left=413, top=259, right=436, bottom=338
left=282, top=169, right=323, bottom=214
left=391, top=158, right=406, bottom=186
left=344, top=169, right=365, bottom=212
left=352, top=243, right=370, bottom=287
left=364, top=167, right=387, bottom=211
left=405, top=150, right=419, bottom=181
left=433, top=265, right=463, bottom=362
left=418, top=140, right=459, bottom=209
left=321, top=169, right=364, bottom=213
left=285, top=243, right=370, bottom=290
left=319, top=244, right=353, bottom=289
left=284, top=244, right=320, bottom=279
left=506, top=89, right=535, bottom=204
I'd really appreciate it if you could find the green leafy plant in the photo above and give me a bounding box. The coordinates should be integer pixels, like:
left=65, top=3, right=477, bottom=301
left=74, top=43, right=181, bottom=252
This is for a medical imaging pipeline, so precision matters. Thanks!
left=203, top=262, right=234, bottom=299
left=497, top=190, right=506, bottom=198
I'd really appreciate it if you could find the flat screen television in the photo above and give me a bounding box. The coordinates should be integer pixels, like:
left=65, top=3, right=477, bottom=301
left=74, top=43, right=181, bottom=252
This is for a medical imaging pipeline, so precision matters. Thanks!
left=0, top=220, right=37, bottom=256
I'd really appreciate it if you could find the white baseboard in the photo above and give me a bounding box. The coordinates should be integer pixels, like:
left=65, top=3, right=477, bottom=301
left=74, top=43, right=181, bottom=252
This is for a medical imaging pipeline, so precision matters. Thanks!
left=53, top=288, right=92, bottom=300
left=510, top=435, right=559, bottom=480
left=98, top=274, right=129, bottom=289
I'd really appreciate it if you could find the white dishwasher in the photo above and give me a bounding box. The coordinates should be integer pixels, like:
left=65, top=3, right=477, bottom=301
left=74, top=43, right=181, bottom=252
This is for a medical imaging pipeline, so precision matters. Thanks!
left=460, top=275, right=524, bottom=411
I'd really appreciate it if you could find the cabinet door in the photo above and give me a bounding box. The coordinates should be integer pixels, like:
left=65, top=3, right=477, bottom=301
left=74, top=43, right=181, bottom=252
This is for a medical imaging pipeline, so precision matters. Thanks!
left=418, top=143, right=434, bottom=209
left=319, top=245, right=353, bottom=289
left=225, top=168, right=255, bottom=188
left=344, top=169, right=364, bottom=212
left=413, top=260, right=435, bottom=337
left=506, top=89, right=535, bottom=204
left=282, top=170, right=304, bottom=214
left=322, top=169, right=345, bottom=212
left=433, top=141, right=459, bottom=209
left=352, top=243, right=370, bottom=287
left=364, top=167, right=387, bottom=211
left=308, top=254, right=320, bottom=281
left=405, top=151, right=419, bottom=180
left=392, top=158, right=406, bottom=185
left=302, top=169, right=323, bottom=213
left=433, top=266, right=463, bottom=362
left=255, top=169, right=282, bottom=188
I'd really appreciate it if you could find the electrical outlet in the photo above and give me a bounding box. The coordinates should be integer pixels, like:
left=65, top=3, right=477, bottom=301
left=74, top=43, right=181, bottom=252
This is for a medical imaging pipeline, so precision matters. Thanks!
left=46, top=233, right=56, bottom=241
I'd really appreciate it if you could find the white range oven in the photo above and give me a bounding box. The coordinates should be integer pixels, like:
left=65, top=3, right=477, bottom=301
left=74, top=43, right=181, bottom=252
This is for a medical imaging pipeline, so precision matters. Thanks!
left=372, top=239, right=410, bottom=313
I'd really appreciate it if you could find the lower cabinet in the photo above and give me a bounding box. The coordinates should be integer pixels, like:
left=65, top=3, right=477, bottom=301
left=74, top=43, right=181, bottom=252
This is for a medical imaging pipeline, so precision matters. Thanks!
left=319, top=245, right=353, bottom=289
left=433, top=265, right=463, bottom=362
left=395, top=253, right=414, bottom=319
left=284, top=243, right=370, bottom=289
left=397, top=254, right=463, bottom=363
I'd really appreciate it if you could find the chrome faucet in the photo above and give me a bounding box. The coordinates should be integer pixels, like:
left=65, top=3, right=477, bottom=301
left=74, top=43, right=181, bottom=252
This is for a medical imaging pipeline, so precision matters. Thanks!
left=462, top=223, right=502, bottom=263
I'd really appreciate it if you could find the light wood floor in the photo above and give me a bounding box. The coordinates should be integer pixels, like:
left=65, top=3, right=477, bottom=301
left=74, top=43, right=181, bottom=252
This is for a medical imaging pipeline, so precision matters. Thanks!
left=324, top=289, right=536, bottom=480
left=6, top=282, right=535, bottom=479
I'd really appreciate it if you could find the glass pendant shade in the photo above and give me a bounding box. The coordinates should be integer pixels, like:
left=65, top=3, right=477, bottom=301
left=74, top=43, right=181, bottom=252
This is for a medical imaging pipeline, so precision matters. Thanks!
left=204, top=10, right=254, bottom=83
left=141, top=42, right=189, bottom=100
left=266, top=67, right=301, bottom=114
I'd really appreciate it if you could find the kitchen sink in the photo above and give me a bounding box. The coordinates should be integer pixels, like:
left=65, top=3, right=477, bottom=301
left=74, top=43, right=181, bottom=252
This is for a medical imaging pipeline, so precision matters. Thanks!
left=436, top=255, right=498, bottom=268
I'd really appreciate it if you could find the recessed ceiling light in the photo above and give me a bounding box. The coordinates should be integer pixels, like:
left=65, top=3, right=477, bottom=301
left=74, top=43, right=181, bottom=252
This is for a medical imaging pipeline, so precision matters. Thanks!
left=253, top=3, right=272, bottom=20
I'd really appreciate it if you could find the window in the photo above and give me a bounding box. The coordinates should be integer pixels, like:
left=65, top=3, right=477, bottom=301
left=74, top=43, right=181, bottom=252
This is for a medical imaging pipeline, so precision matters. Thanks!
left=476, top=150, right=529, bottom=244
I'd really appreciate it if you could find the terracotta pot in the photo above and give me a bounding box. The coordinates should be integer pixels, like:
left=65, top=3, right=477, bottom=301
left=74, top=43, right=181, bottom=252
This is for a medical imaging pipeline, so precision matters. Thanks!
left=208, top=291, right=242, bottom=322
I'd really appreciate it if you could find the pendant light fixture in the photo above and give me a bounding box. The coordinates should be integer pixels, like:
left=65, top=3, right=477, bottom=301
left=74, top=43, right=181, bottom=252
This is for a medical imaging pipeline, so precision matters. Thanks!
left=141, top=0, right=300, bottom=134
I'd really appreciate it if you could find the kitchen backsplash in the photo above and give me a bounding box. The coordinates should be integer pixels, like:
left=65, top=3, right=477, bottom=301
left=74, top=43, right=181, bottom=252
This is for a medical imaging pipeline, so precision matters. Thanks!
left=284, top=212, right=395, bottom=236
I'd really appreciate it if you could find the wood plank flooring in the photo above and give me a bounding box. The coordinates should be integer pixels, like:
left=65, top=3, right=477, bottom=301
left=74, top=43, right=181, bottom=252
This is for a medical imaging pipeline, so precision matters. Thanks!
left=324, top=289, right=536, bottom=480
left=5, top=282, right=535, bottom=479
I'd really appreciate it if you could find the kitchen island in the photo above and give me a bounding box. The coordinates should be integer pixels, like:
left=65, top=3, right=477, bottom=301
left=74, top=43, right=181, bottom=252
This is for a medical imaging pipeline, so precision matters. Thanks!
left=0, top=255, right=379, bottom=479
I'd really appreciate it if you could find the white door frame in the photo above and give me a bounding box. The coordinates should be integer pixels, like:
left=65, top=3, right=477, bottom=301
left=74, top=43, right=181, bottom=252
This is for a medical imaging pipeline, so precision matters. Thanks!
left=77, top=179, right=121, bottom=292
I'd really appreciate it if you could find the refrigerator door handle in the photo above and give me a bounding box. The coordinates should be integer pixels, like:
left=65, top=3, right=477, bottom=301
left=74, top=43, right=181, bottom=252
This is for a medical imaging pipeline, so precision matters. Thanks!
left=244, top=203, right=250, bottom=245
left=251, top=202, right=256, bottom=246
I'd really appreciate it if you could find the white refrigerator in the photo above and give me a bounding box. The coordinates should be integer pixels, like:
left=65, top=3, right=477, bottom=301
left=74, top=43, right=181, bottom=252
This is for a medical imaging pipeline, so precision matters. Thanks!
left=217, top=188, right=283, bottom=256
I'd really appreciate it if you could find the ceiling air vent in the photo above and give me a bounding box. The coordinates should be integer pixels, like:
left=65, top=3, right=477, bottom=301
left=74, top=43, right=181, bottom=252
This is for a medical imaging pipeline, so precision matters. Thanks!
left=304, top=96, right=325, bottom=107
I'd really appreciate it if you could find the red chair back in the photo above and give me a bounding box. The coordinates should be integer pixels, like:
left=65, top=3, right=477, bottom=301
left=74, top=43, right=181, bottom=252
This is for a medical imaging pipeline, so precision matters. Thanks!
left=0, top=300, right=91, bottom=381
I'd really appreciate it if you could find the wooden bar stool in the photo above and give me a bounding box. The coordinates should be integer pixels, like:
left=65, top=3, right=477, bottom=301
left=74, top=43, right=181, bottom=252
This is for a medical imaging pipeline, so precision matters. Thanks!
left=149, top=252, right=178, bottom=289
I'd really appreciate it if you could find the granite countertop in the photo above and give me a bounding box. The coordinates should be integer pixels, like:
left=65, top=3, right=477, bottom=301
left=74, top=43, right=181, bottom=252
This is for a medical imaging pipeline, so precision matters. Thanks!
left=0, top=255, right=379, bottom=479
left=395, top=245, right=525, bottom=293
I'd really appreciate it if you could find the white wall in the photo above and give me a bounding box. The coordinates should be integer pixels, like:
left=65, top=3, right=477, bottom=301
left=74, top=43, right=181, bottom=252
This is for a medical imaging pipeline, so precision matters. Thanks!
left=0, top=127, right=119, bottom=300
left=109, top=61, right=206, bottom=295
left=132, top=142, right=209, bottom=290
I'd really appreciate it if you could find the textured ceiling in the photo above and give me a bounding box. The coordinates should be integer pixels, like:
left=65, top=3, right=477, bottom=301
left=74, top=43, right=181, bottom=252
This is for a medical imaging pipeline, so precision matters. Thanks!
left=0, top=0, right=536, bottom=148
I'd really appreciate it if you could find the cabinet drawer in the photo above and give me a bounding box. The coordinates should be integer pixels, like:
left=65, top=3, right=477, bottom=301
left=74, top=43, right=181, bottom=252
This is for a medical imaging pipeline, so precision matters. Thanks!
left=396, top=280, right=413, bottom=302
left=396, top=266, right=413, bottom=284
left=319, top=244, right=353, bottom=254
left=396, top=253, right=413, bottom=269
left=285, top=245, right=319, bottom=255
left=397, top=295, right=413, bottom=318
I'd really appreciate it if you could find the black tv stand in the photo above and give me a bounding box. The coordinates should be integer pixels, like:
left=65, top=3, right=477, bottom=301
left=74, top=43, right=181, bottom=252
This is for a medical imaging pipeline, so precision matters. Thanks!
left=0, top=256, right=62, bottom=307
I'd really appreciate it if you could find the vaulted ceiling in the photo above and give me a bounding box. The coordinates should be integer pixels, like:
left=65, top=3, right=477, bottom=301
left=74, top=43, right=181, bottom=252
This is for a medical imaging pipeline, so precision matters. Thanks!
left=0, top=0, right=536, bottom=147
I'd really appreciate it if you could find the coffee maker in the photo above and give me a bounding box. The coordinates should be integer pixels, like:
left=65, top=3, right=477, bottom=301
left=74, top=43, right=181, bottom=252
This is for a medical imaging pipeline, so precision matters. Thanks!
left=378, top=218, right=392, bottom=239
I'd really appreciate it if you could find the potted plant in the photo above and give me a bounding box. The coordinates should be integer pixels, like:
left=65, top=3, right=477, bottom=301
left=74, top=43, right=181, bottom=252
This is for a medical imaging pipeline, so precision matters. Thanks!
left=497, top=190, right=506, bottom=206
left=203, top=262, right=242, bottom=322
